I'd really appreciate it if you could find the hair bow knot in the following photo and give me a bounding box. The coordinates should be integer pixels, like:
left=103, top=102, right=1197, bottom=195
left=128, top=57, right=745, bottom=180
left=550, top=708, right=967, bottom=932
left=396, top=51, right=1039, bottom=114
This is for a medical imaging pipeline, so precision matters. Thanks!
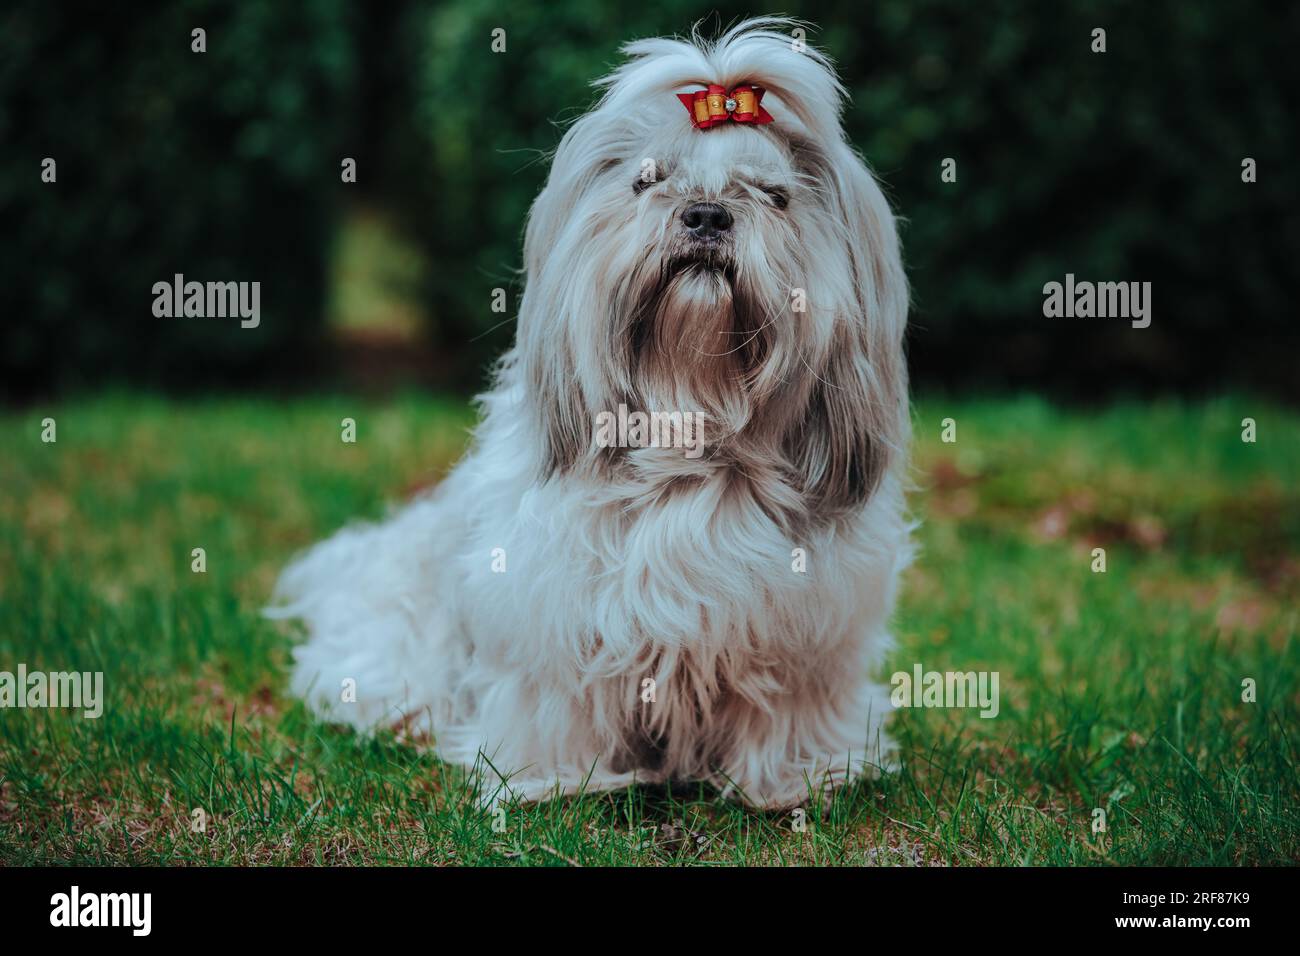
left=677, top=84, right=774, bottom=129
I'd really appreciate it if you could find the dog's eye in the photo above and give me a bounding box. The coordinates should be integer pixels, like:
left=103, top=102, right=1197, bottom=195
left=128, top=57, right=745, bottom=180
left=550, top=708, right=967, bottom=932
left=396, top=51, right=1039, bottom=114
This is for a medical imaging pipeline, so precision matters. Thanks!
left=632, top=176, right=661, bottom=195
left=763, top=187, right=789, bottom=210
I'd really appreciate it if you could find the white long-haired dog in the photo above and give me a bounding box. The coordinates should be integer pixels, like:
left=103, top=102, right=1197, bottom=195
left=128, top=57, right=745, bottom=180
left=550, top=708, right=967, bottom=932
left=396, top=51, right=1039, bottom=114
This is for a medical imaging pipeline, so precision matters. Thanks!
left=271, top=18, right=911, bottom=809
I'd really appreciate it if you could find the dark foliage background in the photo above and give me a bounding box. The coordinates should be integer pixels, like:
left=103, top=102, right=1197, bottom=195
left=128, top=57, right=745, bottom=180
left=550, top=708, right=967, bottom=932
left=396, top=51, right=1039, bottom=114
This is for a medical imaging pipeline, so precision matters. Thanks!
left=3, top=0, right=1296, bottom=399
left=1, top=1, right=356, bottom=395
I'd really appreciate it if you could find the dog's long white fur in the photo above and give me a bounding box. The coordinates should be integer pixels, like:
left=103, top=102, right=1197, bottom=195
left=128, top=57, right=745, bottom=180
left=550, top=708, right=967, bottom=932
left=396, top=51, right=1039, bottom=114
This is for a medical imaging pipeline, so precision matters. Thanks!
left=270, top=18, right=912, bottom=808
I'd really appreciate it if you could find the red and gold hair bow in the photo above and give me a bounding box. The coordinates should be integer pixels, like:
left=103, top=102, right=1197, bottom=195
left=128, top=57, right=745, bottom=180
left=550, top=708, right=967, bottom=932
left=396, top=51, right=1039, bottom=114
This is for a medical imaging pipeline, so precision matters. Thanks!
left=677, top=84, right=774, bottom=130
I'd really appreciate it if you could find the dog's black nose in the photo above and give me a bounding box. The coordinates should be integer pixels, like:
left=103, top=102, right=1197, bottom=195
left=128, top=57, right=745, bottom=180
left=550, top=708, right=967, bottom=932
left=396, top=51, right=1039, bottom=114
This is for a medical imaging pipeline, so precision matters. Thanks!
left=682, top=202, right=732, bottom=238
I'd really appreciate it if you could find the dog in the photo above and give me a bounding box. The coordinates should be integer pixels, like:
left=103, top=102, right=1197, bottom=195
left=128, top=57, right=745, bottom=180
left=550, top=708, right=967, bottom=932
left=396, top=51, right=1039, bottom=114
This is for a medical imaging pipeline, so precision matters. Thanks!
left=270, top=17, right=912, bottom=809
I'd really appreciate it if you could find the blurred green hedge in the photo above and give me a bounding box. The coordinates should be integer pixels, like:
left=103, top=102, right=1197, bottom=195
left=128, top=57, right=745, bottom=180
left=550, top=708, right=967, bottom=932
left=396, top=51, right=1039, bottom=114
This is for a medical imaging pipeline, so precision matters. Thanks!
left=1, top=1, right=355, bottom=395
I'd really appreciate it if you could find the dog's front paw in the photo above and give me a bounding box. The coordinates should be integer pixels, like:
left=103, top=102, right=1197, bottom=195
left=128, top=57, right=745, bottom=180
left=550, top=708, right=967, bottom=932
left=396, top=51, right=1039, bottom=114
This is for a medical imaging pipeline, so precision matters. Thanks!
left=717, top=749, right=887, bottom=815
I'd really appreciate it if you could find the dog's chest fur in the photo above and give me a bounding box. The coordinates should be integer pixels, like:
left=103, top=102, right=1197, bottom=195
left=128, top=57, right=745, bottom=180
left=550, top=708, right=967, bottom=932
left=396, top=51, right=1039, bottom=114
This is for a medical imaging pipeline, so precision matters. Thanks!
left=458, top=459, right=848, bottom=767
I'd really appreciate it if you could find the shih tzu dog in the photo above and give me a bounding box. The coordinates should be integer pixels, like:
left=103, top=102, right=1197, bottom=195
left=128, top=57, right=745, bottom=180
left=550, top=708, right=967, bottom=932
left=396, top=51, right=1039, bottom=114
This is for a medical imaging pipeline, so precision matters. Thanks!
left=271, top=17, right=911, bottom=809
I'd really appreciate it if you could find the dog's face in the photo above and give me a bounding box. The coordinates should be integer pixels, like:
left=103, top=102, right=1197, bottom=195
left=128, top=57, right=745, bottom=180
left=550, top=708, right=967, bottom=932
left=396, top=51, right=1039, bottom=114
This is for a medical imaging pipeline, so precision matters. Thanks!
left=514, top=21, right=909, bottom=520
left=590, top=125, right=822, bottom=416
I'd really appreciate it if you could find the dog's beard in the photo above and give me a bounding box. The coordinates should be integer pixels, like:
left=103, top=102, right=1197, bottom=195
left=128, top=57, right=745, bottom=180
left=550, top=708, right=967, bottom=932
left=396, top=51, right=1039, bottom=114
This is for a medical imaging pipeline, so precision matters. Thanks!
left=637, top=264, right=734, bottom=395
left=626, top=250, right=775, bottom=445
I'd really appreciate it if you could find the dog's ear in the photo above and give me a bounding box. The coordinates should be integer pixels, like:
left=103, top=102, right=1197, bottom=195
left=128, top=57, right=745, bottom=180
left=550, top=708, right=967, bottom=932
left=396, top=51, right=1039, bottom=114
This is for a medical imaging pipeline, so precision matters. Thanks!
left=788, top=140, right=909, bottom=513
left=516, top=114, right=631, bottom=479
left=517, top=183, right=595, bottom=478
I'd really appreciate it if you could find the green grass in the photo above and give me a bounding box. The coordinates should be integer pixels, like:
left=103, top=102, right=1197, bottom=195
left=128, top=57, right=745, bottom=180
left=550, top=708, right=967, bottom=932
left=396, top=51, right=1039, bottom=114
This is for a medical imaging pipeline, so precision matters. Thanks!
left=1, top=392, right=1297, bottom=865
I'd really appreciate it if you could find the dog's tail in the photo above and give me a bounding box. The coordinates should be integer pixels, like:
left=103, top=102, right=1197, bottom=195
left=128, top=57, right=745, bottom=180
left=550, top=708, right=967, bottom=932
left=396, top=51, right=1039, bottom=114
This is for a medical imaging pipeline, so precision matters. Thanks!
left=265, top=494, right=464, bottom=735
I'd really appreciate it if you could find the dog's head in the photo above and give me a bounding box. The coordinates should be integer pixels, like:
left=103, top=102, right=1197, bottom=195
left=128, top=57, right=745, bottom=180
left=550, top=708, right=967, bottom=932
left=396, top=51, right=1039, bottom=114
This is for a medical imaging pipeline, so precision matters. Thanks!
left=515, top=18, right=908, bottom=517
